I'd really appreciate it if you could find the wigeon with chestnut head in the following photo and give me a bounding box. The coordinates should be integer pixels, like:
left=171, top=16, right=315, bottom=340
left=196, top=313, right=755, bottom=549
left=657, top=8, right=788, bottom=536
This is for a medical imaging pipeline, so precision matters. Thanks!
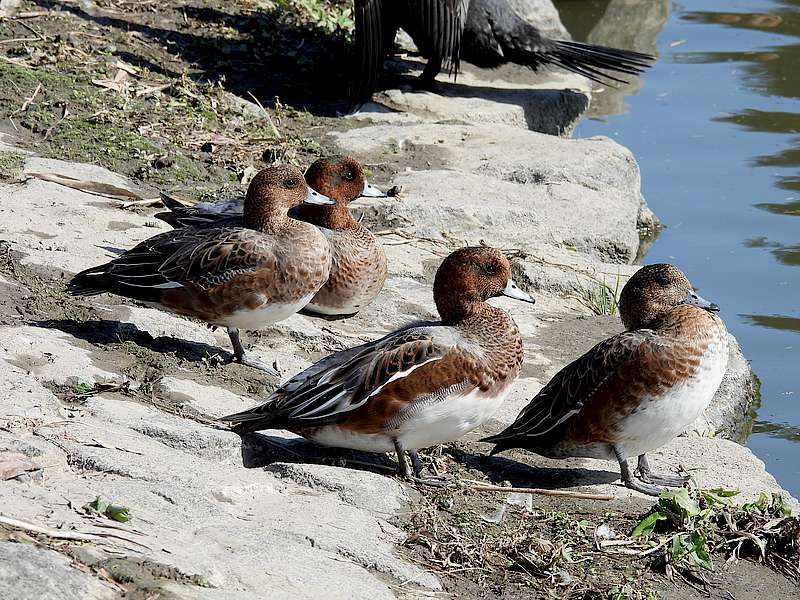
left=299, top=156, right=387, bottom=317
left=155, top=156, right=387, bottom=317
left=69, top=165, right=334, bottom=375
left=483, top=264, right=729, bottom=496
left=221, top=246, right=535, bottom=482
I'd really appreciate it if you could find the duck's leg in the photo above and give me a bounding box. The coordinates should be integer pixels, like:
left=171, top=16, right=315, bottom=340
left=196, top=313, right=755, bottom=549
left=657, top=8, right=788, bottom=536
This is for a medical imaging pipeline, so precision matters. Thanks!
left=227, top=328, right=279, bottom=376
left=636, top=454, right=690, bottom=488
left=393, top=440, right=450, bottom=488
left=614, top=447, right=663, bottom=497
left=393, top=439, right=412, bottom=478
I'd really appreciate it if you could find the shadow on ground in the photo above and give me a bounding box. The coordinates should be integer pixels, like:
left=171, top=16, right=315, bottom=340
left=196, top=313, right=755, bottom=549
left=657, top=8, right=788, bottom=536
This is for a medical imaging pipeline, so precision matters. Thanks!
left=31, top=0, right=353, bottom=114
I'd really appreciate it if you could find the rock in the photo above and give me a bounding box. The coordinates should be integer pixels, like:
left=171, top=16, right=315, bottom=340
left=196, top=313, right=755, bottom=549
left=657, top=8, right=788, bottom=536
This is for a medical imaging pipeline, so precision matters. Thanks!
left=0, top=542, right=119, bottom=600
left=354, top=59, right=590, bottom=136
left=158, top=376, right=252, bottom=418
left=0, top=156, right=167, bottom=275
left=0, top=325, right=120, bottom=387
left=473, top=432, right=798, bottom=506
left=332, top=123, right=649, bottom=263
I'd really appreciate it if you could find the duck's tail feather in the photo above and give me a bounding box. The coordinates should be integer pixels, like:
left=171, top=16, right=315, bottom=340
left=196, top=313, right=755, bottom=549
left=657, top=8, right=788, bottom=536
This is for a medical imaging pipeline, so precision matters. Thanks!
left=220, top=403, right=279, bottom=434
left=479, top=431, right=518, bottom=456
left=67, top=265, right=113, bottom=297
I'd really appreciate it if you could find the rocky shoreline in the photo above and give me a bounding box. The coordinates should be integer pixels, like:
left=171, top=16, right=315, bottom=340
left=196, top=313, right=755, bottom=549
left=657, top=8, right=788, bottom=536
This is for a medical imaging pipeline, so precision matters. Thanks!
left=0, top=2, right=794, bottom=599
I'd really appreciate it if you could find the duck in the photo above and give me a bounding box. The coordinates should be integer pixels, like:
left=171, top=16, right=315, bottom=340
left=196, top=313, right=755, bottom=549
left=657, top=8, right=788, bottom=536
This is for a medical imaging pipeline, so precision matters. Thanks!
left=155, top=156, right=388, bottom=318
left=482, top=264, right=729, bottom=496
left=221, top=246, right=535, bottom=480
left=352, top=0, right=654, bottom=104
left=155, top=156, right=386, bottom=227
left=68, top=165, right=334, bottom=376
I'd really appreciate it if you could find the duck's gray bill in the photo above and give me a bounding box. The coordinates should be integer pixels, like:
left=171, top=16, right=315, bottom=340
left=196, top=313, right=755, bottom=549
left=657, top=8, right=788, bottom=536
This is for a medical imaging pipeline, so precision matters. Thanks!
left=684, top=290, right=720, bottom=312
left=502, top=279, right=535, bottom=304
left=304, top=188, right=335, bottom=205
left=361, top=180, right=387, bottom=198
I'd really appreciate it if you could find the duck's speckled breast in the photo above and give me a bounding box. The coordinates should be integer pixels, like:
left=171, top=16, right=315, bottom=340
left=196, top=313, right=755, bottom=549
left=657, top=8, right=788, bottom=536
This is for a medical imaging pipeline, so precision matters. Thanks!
left=305, top=224, right=387, bottom=316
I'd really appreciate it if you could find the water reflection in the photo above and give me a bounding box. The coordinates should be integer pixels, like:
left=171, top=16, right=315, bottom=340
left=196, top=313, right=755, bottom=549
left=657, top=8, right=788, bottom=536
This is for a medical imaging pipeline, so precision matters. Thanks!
left=741, top=313, right=800, bottom=333
left=714, top=110, right=800, bottom=197
left=553, top=0, right=669, bottom=117
left=745, top=237, right=800, bottom=266
left=755, top=199, right=800, bottom=215
left=754, top=421, right=800, bottom=443
left=681, top=7, right=800, bottom=37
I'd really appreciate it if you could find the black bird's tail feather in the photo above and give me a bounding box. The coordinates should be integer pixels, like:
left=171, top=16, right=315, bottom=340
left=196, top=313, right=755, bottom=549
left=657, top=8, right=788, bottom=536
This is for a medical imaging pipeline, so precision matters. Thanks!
left=539, top=40, right=654, bottom=85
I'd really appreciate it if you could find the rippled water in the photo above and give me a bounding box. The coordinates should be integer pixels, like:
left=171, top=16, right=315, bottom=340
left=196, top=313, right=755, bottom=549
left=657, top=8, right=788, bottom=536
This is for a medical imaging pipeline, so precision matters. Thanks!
left=553, top=0, right=800, bottom=496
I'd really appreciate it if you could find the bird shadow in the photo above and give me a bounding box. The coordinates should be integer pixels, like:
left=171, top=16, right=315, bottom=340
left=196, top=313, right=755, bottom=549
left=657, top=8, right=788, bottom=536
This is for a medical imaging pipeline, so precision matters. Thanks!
left=378, top=58, right=590, bottom=134
left=31, top=318, right=229, bottom=364
left=450, top=445, right=622, bottom=490
left=237, top=432, right=400, bottom=477
left=235, top=432, right=621, bottom=493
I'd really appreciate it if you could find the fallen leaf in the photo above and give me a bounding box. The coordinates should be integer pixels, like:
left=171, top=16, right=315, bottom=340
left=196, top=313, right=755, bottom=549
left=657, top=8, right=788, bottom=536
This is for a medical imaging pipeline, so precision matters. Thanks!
left=25, top=171, right=142, bottom=201
left=84, top=496, right=132, bottom=523
left=0, top=451, right=39, bottom=480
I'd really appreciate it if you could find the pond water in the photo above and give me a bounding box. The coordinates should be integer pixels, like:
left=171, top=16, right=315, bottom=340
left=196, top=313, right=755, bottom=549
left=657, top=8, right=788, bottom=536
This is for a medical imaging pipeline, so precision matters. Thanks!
left=552, top=0, right=800, bottom=497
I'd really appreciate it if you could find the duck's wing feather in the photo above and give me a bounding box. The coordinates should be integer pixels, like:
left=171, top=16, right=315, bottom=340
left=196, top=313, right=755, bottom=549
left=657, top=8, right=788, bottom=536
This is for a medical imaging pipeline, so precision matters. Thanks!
left=483, top=330, right=661, bottom=450
left=221, top=324, right=456, bottom=432
left=68, top=227, right=276, bottom=302
left=155, top=193, right=243, bottom=229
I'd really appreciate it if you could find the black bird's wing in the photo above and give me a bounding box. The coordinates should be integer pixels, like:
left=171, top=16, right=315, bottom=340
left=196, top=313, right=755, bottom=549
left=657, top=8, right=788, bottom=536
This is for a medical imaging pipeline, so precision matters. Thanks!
left=351, top=1, right=470, bottom=104
left=463, top=0, right=654, bottom=85
left=352, top=0, right=401, bottom=104
left=402, top=0, right=470, bottom=74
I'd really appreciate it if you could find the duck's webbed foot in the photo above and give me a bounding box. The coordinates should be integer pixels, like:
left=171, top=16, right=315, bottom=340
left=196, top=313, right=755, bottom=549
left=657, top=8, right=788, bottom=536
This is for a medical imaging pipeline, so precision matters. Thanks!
left=614, top=447, right=665, bottom=497
left=227, top=328, right=279, bottom=376
left=636, top=454, right=690, bottom=487
left=394, top=441, right=452, bottom=488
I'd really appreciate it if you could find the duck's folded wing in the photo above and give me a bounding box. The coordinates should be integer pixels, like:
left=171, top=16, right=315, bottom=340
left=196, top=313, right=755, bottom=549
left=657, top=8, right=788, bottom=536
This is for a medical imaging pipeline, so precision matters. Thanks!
left=221, top=326, right=452, bottom=432
left=155, top=193, right=244, bottom=229
left=68, top=228, right=275, bottom=302
left=483, top=331, right=659, bottom=449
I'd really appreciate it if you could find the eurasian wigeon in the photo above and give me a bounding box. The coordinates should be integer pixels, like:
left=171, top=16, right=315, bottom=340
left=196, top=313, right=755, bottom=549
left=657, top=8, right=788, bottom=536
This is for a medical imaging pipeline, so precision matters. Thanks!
left=156, top=156, right=388, bottom=318
left=221, top=246, right=535, bottom=481
left=483, top=264, right=729, bottom=496
left=69, top=165, right=334, bottom=375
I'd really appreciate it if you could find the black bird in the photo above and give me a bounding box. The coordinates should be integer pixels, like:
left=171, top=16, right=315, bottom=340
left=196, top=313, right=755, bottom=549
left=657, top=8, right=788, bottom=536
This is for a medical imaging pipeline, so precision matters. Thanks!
left=352, top=0, right=654, bottom=104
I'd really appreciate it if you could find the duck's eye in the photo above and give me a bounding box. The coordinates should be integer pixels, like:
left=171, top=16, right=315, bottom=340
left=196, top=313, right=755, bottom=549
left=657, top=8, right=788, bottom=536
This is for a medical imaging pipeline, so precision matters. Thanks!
left=342, top=169, right=356, bottom=182
left=283, top=178, right=298, bottom=188
left=655, top=275, right=670, bottom=286
left=481, top=263, right=499, bottom=276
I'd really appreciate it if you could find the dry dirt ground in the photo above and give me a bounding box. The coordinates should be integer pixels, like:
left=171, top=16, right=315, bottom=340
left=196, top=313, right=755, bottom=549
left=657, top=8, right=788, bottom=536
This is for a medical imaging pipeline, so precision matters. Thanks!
left=1, top=1, right=798, bottom=599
